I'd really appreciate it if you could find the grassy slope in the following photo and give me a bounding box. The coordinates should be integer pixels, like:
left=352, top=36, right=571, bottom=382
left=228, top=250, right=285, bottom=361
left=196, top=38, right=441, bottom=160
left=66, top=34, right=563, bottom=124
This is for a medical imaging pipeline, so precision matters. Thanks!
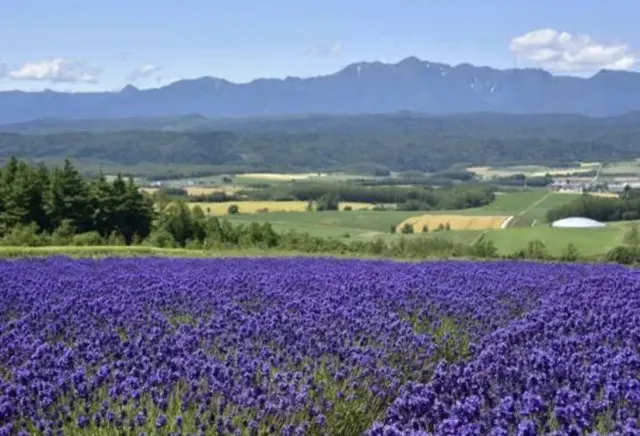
left=484, top=225, right=628, bottom=258
left=4, top=191, right=612, bottom=261
left=227, top=210, right=420, bottom=237
left=225, top=190, right=630, bottom=257
left=225, top=191, right=565, bottom=239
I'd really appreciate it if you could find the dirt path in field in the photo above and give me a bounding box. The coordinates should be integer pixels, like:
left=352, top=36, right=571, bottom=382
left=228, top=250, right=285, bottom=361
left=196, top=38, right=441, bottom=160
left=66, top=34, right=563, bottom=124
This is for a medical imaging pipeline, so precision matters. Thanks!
left=472, top=191, right=553, bottom=244
left=517, top=191, right=552, bottom=217
left=501, top=216, right=514, bottom=229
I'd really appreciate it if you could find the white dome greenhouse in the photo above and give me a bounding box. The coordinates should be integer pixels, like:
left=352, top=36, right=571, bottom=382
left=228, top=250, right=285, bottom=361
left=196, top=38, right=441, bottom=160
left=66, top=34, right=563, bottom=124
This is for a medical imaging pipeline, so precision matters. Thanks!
left=551, top=217, right=606, bottom=228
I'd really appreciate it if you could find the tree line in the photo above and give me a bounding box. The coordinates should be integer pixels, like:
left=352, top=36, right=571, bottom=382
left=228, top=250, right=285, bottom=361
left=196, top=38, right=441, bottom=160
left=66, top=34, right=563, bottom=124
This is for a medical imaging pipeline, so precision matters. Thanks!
left=157, top=181, right=496, bottom=211
left=283, top=183, right=495, bottom=210
left=3, top=111, right=640, bottom=178
left=2, top=157, right=639, bottom=266
left=546, top=188, right=640, bottom=223
left=0, top=158, right=154, bottom=243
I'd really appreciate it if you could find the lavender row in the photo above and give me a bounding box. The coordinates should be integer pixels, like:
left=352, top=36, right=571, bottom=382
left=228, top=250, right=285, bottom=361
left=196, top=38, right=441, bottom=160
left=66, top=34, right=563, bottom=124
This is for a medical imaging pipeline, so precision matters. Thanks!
left=0, top=257, right=630, bottom=435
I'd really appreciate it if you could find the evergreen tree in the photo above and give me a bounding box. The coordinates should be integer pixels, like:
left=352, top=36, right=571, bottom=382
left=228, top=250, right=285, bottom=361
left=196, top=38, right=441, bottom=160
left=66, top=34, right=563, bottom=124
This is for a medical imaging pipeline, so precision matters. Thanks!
left=316, top=193, right=340, bottom=211
left=90, top=173, right=117, bottom=238
left=0, top=158, right=19, bottom=234
left=47, top=159, right=93, bottom=232
left=158, top=201, right=194, bottom=247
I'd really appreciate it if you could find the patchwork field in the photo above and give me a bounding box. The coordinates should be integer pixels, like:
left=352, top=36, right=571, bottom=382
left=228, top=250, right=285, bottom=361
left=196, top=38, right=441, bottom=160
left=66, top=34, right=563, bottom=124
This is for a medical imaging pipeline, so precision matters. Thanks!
left=396, top=214, right=509, bottom=232
left=2, top=257, right=638, bottom=435
left=217, top=190, right=631, bottom=258
left=189, top=200, right=373, bottom=215
left=240, top=172, right=325, bottom=180
left=468, top=164, right=596, bottom=178
left=153, top=172, right=370, bottom=189
left=141, top=186, right=248, bottom=196
left=601, top=158, right=640, bottom=175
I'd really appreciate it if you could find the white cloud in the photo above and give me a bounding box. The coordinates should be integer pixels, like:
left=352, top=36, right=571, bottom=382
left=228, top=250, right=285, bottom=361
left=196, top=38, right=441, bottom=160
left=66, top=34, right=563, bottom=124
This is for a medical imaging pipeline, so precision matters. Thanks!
left=9, top=58, right=100, bottom=83
left=306, top=42, right=343, bottom=57
left=510, top=28, right=639, bottom=73
left=127, top=64, right=162, bottom=82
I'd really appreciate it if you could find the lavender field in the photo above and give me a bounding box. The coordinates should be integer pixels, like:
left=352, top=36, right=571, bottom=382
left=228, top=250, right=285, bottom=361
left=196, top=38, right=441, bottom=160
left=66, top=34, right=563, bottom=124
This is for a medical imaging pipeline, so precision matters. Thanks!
left=0, top=258, right=639, bottom=435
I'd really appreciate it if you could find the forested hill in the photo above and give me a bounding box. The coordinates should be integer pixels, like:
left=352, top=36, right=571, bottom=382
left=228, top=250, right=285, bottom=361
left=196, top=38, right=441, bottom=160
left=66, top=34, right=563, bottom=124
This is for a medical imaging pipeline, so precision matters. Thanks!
left=4, top=111, right=640, bottom=136
left=4, top=57, right=640, bottom=123
left=2, top=112, right=640, bottom=174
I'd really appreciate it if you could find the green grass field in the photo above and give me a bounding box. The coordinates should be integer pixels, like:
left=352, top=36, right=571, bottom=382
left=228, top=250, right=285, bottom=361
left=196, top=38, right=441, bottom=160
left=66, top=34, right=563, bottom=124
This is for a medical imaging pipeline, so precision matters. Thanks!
left=601, top=159, right=640, bottom=176
left=159, top=172, right=372, bottom=188
left=483, top=225, right=628, bottom=258
left=223, top=190, right=629, bottom=258
left=226, top=191, right=576, bottom=235
left=227, top=210, right=419, bottom=235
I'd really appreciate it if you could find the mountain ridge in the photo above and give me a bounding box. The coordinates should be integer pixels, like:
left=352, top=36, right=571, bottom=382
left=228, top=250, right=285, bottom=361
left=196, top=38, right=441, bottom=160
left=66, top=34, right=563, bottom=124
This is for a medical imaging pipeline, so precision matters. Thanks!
left=2, top=57, right=640, bottom=123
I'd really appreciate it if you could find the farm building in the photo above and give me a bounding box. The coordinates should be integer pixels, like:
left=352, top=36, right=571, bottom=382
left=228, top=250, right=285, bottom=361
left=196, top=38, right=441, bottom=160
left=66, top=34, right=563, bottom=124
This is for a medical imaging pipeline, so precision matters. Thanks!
left=551, top=217, right=605, bottom=228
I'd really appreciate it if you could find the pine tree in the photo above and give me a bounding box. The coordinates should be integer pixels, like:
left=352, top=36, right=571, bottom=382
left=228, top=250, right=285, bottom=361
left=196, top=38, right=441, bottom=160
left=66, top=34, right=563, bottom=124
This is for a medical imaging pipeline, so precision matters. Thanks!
left=158, top=201, right=194, bottom=247
left=0, top=158, right=19, bottom=234
left=90, top=172, right=117, bottom=238
left=47, top=160, right=93, bottom=232
left=122, top=177, right=154, bottom=242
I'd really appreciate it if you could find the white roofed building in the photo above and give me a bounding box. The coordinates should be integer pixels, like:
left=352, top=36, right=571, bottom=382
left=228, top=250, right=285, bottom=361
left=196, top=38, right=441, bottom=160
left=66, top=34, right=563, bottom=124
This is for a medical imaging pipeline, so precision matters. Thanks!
left=551, top=217, right=606, bottom=228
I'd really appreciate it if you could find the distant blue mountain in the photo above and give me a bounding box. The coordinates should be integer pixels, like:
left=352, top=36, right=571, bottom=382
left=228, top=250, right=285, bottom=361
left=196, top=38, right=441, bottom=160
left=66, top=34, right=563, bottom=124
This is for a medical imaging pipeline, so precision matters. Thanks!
left=2, top=57, right=640, bottom=123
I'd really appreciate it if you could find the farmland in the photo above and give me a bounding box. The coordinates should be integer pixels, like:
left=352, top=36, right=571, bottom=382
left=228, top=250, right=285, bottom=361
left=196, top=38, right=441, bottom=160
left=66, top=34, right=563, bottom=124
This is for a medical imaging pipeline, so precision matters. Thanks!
left=188, top=201, right=373, bottom=215
left=1, top=257, right=639, bottom=435
left=467, top=164, right=596, bottom=178
left=396, top=214, right=509, bottom=232
left=222, top=190, right=628, bottom=257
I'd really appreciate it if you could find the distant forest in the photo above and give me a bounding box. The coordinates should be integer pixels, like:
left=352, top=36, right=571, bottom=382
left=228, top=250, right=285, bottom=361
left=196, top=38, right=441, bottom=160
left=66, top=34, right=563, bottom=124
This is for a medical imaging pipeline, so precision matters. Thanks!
left=2, top=112, right=640, bottom=176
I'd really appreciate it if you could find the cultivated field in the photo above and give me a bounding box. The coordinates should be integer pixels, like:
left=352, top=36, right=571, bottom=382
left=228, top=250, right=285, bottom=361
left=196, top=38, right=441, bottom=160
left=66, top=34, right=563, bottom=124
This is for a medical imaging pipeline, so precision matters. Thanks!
left=396, top=214, right=509, bottom=232
left=240, top=172, right=325, bottom=180
left=154, top=172, right=369, bottom=189
left=220, top=191, right=632, bottom=258
left=601, top=158, right=640, bottom=175
left=2, top=257, right=638, bottom=435
left=189, top=200, right=373, bottom=215
left=141, top=186, right=248, bottom=196
left=468, top=163, right=598, bottom=178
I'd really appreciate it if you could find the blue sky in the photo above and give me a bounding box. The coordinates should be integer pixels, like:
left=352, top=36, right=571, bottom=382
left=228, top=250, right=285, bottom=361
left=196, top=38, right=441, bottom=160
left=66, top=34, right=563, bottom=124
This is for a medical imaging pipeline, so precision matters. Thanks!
left=1, top=0, right=639, bottom=91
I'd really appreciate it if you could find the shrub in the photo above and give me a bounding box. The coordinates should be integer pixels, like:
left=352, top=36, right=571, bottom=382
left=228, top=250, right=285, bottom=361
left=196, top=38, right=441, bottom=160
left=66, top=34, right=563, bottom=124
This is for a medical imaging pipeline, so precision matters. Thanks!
left=0, top=223, right=50, bottom=247
left=50, top=219, right=75, bottom=246
left=227, top=204, right=240, bottom=215
left=422, top=225, right=429, bottom=233
left=622, top=211, right=640, bottom=221
left=560, top=243, right=580, bottom=262
left=526, top=239, right=547, bottom=260
left=107, top=231, right=127, bottom=246
left=343, top=205, right=353, bottom=211
left=401, top=223, right=414, bottom=234
left=144, top=229, right=177, bottom=248
left=316, top=193, right=340, bottom=212
left=606, top=246, right=638, bottom=265
left=71, top=232, right=105, bottom=246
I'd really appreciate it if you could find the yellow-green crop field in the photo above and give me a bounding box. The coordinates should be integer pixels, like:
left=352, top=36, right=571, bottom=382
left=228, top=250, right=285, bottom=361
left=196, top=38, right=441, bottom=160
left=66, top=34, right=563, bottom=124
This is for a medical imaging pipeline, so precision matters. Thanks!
left=396, top=214, right=510, bottom=232
left=188, top=201, right=373, bottom=215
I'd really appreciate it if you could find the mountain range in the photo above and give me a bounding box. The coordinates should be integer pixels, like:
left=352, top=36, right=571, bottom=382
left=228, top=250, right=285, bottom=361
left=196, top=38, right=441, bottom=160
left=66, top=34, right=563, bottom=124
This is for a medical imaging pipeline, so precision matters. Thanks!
left=3, top=57, right=640, bottom=123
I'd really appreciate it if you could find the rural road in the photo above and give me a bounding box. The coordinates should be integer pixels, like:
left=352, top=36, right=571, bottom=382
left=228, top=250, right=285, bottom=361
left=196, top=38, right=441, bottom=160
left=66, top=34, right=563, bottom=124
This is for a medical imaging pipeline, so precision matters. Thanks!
left=501, top=216, right=514, bottom=229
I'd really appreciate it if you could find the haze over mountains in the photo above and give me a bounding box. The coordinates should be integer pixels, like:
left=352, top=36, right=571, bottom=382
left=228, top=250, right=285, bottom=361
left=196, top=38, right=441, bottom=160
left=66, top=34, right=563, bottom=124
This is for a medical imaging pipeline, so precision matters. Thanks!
left=3, top=57, right=640, bottom=124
